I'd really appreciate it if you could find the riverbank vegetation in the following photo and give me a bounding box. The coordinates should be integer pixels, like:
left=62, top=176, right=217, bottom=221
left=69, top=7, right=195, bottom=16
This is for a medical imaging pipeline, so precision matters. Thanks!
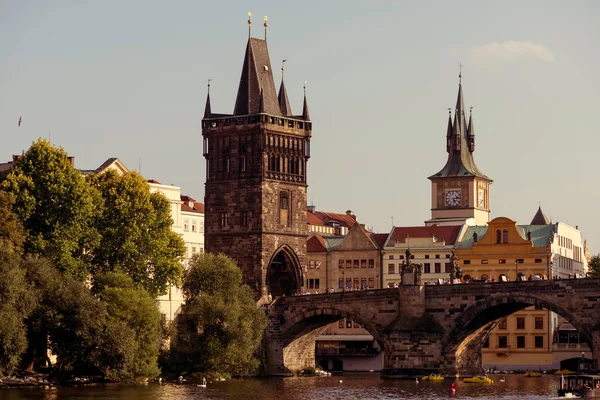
left=0, top=139, right=267, bottom=382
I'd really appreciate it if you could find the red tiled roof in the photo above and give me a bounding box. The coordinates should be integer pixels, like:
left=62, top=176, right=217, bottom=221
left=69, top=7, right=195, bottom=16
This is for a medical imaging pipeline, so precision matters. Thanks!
left=193, top=202, right=204, bottom=213
left=306, top=211, right=324, bottom=225
left=386, top=225, right=462, bottom=246
left=371, top=233, right=389, bottom=249
left=147, top=179, right=161, bottom=184
left=307, top=210, right=357, bottom=228
left=307, top=235, right=327, bottom=252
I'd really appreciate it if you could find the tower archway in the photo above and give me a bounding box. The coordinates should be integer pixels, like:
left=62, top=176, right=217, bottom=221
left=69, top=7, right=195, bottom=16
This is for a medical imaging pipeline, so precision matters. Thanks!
left=266, top=245, right=303, bottom=297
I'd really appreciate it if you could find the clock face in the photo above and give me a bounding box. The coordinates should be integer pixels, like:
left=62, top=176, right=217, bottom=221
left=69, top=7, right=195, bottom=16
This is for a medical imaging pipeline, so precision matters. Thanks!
left=445, top=191, right=461, bottom=207
left=478, top=189, right=485, bottom=208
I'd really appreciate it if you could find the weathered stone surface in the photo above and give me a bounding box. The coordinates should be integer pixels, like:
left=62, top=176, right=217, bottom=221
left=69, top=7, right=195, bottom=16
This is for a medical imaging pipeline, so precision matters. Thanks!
left=263, top=279, right=600, bottom=376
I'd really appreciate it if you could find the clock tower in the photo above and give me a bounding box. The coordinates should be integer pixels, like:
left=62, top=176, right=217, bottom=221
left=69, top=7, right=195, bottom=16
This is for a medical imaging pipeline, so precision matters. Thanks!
left=425, top=73, right=492, bottom=226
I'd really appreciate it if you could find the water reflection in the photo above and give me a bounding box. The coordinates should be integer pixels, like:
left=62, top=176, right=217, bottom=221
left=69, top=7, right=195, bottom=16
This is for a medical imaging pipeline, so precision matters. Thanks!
left=0, top=373, right=562, bottom=400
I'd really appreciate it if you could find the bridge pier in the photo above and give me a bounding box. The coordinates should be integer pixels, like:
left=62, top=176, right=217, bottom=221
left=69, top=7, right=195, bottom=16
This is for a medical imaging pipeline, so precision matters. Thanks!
left=592, top=329, right=600, bottom=371
left=262, top=312, right=292, bottom=376
left=381, top=330, right=444, bottom=377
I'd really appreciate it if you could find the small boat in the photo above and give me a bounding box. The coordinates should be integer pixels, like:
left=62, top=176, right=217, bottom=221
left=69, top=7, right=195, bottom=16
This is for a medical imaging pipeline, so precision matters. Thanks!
left=558, top=374, right=600, bottom=397
left=499, top=377, right=506, bottom=383
left=524, top=371, right=542, bottom=377
left=197, top=377, right=207, bottom=388
left=421, top=374, right=445, bottom=381
left=555, top=369, right=577, bottom=375
left=464, top=375, right=494, bottom=384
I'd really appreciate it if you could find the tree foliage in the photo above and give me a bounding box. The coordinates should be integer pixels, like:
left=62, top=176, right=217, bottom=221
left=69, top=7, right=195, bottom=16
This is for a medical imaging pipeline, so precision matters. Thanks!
left=0, top=190, right=25, bottom=251
left=87, top=170, right=185, bottom=297
left=171, top=254, right=268, bottom=376
left=0, top=242, right=37, bottom=376
left=1, top=139, right=101, bottom=279
left=93, top=272, right=162, bottom=378
left=588, top=254, right=600, bottom=278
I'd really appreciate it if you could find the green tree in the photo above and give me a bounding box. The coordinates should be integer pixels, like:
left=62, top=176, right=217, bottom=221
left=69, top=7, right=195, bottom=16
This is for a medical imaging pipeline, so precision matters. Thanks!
left=87, top=170, right=185, bottom=297
left=0, top=242, right=37, bottom=376
left=0, top=190, right=25, bottom=251
left=170, top=253, right=268, bottom=376
left=93, top=272, right=162, bottom=378
left=588, top=254, right=600, bottom=278
left=1, top=139, right=101, bottom=279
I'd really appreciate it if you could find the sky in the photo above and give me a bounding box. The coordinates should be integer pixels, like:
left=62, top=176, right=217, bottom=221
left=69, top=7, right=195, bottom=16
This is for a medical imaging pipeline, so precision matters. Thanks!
left=1, top=1, right=599, bottom=253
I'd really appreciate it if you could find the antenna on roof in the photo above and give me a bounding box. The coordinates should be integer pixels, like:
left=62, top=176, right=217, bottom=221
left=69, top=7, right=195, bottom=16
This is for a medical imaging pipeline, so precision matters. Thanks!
left=247, top=12, right=252, bottom=38
left=263, top=16, right=268, bottom=40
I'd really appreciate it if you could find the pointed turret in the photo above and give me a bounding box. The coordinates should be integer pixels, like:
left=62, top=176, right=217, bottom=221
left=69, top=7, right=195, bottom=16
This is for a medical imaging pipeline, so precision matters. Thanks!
left=204, top=87, right=212, bottom=119
left=530, top=206, right=551, bottom=225
left=429, top=73, right=489, bottom=180
left=467, top=108, right=475, bottom=152
left=302, top=83, right=310, bottom=121
left=278, top=80, right=292, bottom=116
left=233, top=38, right=281, bottom=116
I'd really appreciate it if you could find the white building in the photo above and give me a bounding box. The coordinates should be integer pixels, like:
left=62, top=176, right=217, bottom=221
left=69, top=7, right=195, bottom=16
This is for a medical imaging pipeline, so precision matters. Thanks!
left=382, top=225, right=464, bottom=286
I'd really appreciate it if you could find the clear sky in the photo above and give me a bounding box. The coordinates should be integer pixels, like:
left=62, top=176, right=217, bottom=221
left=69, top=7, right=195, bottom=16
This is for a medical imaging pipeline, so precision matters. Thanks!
left=1, top=1, right=599, bottom=253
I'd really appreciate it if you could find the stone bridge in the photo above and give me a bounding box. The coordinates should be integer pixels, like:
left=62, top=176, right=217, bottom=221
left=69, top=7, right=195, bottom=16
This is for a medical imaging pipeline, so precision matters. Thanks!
left=262, top=279, right=600, bottom=377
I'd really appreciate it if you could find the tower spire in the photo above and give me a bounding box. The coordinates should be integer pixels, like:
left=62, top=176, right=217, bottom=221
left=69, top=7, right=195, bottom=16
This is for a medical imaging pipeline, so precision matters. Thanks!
left=247, top=12, right=252, bottom=38
left=302, top=81, right=310, bottom=121
left=204, top=79, right=212, bottom=118
left=467, top=106, right=475, bottom=152
left=278, top=60, right=292, bottom=116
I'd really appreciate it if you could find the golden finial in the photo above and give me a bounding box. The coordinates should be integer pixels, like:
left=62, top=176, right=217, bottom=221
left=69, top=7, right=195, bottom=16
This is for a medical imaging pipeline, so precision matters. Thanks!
left=459, top=62, right=463, bottom=84
left=207, top=78, right=212, bottom=94
left=264, top=16, right=268, bottom=40
left=303, top=80, right=307, bottom=95
left=282, top=59, right=287, bottom=78
left=247, top=12, right=252, bottom=38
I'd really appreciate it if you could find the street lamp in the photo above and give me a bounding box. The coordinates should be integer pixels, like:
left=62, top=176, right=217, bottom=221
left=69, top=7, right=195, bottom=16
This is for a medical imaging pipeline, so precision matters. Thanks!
left=515, top=259, right=519, bottom=282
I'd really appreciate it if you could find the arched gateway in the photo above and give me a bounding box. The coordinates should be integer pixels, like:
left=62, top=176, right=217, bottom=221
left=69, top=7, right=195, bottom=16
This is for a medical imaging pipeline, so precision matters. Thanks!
left=262, top=280, right=600, bottom=377
left=266, top=245, right=303, bottom=297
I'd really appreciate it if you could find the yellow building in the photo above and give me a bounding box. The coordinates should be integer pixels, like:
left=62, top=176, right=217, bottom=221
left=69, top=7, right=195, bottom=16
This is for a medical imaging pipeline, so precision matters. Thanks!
left=456, top=217, right=555, bottom=369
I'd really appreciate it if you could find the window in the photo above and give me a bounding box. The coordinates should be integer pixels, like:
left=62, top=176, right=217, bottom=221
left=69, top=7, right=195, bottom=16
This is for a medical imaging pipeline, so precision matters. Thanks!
left=361, top=278, right=367, bottom=288
left=399, top=255, right=404, bottom=260
left=517, top=336, right=525, bottom=348
left=482, top=337, right=489, bottom=348
left=241, top=211, right=248, bottom=226
left=424, top=263, right=431, bottom=273
left=338, top=260, right=344, bottom=269
left=309, top=260, right=315, bottom=269
left=240, top=156, right=246, bottom=172
left=361, top=259, right=367, bottom=268
left=498, top=319, right=507, bottom=330
left=503, top=229, right=509, bottom=243
left=410, top=255, right=414, bottom=259
left=535, top=336, right=544, bottom=348
left=184, top=219, right=189, bottom=232
left=445, top=254, right=450, bottom=259
left=435, top=254, right=440, bottom=259
left=338, top=320, right=344, bottom=328
left=346, top=320, right=352, bottom=328
left=354, top=260, right=359, bottom=268
left=535, top=258, right=542, bottom=263
left=346, top=260, right=352, bottom=269
left=388, top=255, right=394, bottom=260
left=498, top=336, right=508, bottom=348
left=463, top=260, right=471, bottom=265
left=499, top=259, right=506, bottom=264
left=535, top=317, right=543, bottom=330
left=191, top=222, right=197, bottom=232
left=434, top=262, right=441, bottom=273
left=517, top=317, right=525, bottom=329
left=308, top=279, right=320, bottom=289
left=424, top=255, right=430, bottom=259
left=346, top=278, right=352, bottom=288
left=353, top=278, right=359, bottom=288
left=280, top=191, right=289, bottom=209
left=219, top=212, right=228, bottom=227
left=338, top=279, right=344, bottom=289
left=191, top=246, right=196, bottom=254
left=496, top=229, right=501, bottom=244
left=388, top=264, right=395, bottom=274
left=368, top=259, right=374, bottom=268
left=368, top=278, right=375, bottom=288
left=445, top=262, right=452, bottom=273
left=481, top=260, right=488, bottom=264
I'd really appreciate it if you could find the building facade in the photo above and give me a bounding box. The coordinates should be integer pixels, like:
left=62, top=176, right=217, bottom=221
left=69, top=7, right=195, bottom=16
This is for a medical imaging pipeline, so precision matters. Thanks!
left=202, top=33, right=312, bottom=301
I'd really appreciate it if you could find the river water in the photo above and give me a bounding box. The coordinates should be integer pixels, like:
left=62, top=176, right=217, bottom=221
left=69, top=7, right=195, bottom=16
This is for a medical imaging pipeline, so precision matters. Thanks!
left=0, top=373, right=565, bottom=400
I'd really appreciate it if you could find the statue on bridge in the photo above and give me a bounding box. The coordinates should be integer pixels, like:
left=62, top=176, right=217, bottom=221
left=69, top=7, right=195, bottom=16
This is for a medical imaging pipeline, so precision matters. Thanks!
left=401, top=248, right=422, bottom=285
left=449, top=250, right=462, bottom=283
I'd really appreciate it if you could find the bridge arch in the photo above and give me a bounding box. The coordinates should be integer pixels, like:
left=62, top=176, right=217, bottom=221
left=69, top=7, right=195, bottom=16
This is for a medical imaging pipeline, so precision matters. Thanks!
left=442, top=292, right=594, bottom=375
left=276, top=301, right=384, bottom=372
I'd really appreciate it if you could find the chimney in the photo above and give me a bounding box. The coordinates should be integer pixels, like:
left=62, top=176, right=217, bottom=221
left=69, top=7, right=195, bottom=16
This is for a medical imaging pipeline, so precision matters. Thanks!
left=307, top=205, right=315, bottom=213
left=67, top=156, right=75, bottom=168
left=346, top=210, right=356, bottom=220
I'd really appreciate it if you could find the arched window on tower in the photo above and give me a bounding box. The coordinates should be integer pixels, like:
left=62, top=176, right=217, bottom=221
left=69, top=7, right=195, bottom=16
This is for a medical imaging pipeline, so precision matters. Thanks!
left=503, top=229, right=509, bottom=244
left=496, top=230, right=501, bottom=244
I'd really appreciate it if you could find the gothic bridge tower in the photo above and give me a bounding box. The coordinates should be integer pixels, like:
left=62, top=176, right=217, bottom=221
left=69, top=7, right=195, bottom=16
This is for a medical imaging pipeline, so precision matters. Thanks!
left=426, top=72, right=493, bottom=226
left=202, top=24, right=311, bottom=300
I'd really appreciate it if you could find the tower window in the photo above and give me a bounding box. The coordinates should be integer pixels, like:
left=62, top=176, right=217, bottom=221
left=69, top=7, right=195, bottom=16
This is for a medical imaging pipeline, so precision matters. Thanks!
left=240, top=156, right=246, bottom=172
left=503, top=229, right=509, bottom=243
left=280, top=191, right=289, bottom=210
left=219, top=213, right=228, bottom=227
left=496, top=230, right=501, bottom=244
